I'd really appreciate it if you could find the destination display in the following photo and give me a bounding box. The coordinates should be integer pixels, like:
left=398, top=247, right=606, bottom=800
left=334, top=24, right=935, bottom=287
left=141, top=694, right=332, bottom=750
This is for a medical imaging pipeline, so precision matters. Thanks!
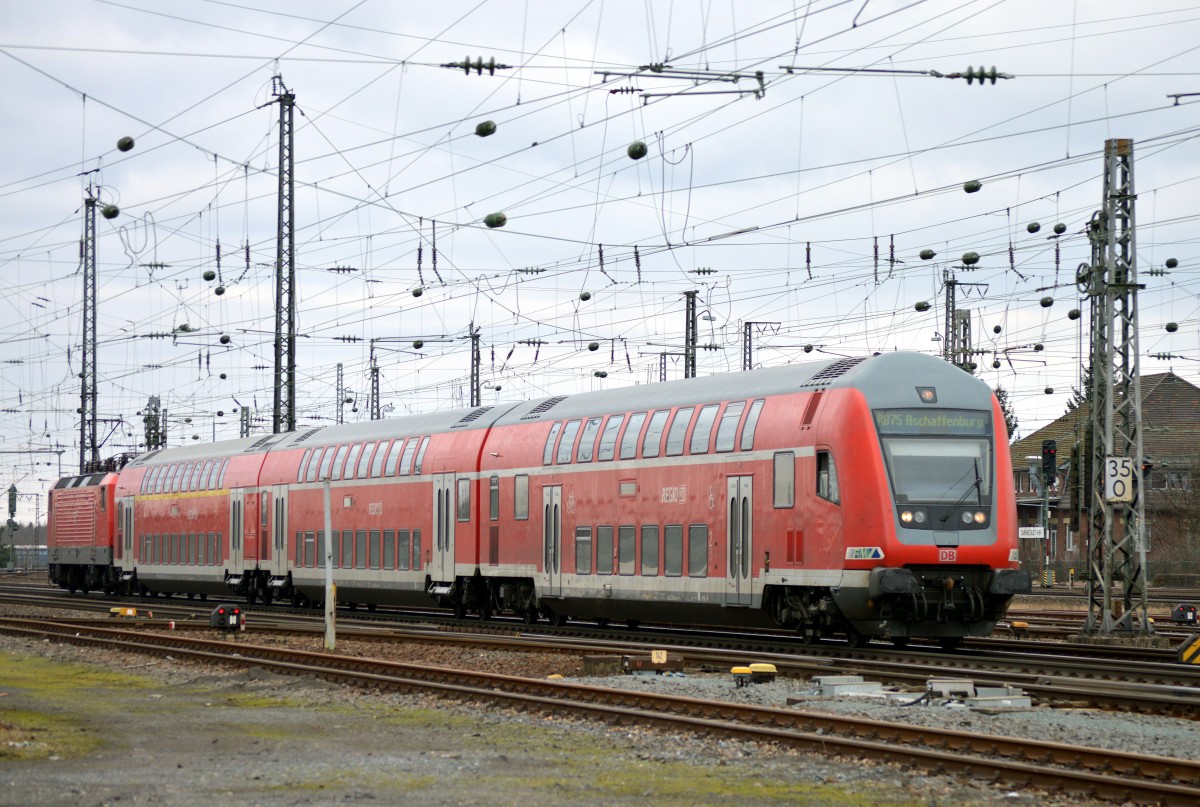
left=873, top=408, right=990, bottom=436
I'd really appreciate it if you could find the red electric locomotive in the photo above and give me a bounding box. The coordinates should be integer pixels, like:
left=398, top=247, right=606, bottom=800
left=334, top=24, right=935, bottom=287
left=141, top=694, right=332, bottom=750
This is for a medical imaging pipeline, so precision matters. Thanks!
left=46, top=351, right=1029, bottom=646
left=46, top=470, right=119, bottom=594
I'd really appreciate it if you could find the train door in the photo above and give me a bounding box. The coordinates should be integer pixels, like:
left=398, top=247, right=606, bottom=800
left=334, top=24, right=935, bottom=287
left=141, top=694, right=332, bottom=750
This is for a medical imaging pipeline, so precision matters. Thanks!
left=269, top=484, right=288, bottom=576
left=118, top=497, right=134, bottom=566
left=433, top=473, right=455, bottom=581
left=725, top=476, right=753, bottom=606
left=542, top=486, right=562, bottom=597
left=242, top=492, right=260, bottom=567
left=228, top=489, right=245, bottom=569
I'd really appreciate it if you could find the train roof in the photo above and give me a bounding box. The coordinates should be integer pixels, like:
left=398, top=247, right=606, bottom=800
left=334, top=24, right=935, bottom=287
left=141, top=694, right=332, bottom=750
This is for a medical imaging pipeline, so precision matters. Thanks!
left=121, top=351, right=990, bottom=468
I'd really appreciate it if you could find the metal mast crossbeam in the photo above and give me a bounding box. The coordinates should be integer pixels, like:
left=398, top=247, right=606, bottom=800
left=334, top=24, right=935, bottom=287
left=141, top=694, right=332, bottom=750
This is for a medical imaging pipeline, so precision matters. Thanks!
left=80, top=193, right=98, bottom=472
left=272, top=76, right=296, bottom=434
left=1083, top=138, right=1151, bottom=635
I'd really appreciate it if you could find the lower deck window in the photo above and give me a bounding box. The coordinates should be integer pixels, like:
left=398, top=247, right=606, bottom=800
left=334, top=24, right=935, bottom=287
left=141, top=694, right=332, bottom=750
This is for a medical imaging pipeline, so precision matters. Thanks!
left=688, top=525, right=708, bottom=577
left=575, top=527, right=592, bottom=574
left=641, top=525, right=659, bottom=576
left=596, top=526, right=614, bottom=575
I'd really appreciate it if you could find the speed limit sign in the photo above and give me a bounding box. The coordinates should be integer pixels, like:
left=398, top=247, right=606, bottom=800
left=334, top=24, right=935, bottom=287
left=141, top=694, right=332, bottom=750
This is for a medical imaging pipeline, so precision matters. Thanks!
left=1105, top=456, right=1134, bottom=503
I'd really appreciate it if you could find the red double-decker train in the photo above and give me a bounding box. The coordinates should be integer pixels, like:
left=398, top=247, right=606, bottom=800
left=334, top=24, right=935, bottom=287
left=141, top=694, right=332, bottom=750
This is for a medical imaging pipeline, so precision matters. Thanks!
left=48, top=351, right=1029, bottom=647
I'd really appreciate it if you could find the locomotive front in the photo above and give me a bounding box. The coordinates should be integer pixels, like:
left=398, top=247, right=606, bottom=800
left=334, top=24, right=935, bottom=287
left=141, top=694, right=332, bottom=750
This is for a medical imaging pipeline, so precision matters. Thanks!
left=834, top=355, right=1030, bottom=646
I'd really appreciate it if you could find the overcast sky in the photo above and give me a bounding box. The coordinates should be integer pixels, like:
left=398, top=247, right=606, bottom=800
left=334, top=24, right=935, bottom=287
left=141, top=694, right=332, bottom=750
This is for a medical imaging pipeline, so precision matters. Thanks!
left=2, top=0, right=1199, bottom=522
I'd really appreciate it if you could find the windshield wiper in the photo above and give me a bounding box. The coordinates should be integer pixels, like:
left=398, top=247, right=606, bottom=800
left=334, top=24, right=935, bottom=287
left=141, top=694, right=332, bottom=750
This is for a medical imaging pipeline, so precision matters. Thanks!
left=938, top=458, right=984, bottom=522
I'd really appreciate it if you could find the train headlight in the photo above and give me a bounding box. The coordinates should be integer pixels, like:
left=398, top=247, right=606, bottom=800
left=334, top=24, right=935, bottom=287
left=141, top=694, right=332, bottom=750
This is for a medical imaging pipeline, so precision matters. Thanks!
left=900, top=510, right=913, bottom=523
left=913, top=510, right=926, bottom=524
left=973, top=511, right=987, bottom=524
left=961, top=511, right=974, bottom=525
left=900, top=509, right=927, bottom=525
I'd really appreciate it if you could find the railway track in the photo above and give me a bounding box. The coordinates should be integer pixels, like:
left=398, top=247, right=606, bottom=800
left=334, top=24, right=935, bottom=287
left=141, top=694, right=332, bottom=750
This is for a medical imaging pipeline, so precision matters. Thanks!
left=4, top=585, right=1199, bottom=718
left=0, top=616, right=1196, bottom=806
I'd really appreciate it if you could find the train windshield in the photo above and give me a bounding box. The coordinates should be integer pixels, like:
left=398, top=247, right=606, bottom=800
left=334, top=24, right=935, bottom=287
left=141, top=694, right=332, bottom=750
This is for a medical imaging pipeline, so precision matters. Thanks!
left=874, top=409, right=992, bottom=505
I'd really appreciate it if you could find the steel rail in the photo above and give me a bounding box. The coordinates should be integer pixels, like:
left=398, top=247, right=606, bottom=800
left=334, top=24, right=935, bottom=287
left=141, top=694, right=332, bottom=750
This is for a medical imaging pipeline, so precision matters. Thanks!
left=1, top=617, right=1197, bottom=805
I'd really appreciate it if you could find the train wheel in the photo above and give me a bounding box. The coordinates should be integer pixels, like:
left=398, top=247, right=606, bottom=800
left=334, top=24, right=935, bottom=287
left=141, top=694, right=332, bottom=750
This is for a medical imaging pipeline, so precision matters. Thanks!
left=625, top=620, right=640, bottom=631
left=547, top=611, right=567, bottom=628
left=890, top=637, right=911, bottom=649
left=186, top=593, right=195, bottom=600
left=200, top=593, right=208, bottom=601
left=453, top=600, right=467, bottom=619
left=799, top=627, right=821, bottom=645
left=938, top=636, right=963, bottom=651
left=479, top=598, right=492, bottom=622
left=522, top=607, right=538, bottom=625
left=595, top=618, right=610, bottom=628
left=845, top=628, right=869, bottom=649
left=366, top=603, right=376, bottom=612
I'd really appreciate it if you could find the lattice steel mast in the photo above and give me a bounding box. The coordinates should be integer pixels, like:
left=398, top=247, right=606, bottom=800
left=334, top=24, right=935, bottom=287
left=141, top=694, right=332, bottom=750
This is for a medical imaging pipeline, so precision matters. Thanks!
left=1081, top=138, right=1151, bottom=635
left=272, top=75, right=296, bottom=434
left=79, top=191, right=98, bottom=472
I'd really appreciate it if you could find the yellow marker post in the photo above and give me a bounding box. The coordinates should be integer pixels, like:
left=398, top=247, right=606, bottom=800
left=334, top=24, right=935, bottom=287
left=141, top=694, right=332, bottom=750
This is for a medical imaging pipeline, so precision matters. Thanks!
left=1178, top=635, right=1200, bottom=665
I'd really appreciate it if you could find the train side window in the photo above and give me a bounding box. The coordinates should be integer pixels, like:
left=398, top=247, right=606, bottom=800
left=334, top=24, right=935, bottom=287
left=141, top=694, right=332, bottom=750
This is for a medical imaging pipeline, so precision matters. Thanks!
left=385, top=440, right=405, bottom=476
left=217, top=459, right=229, bottom=489
left=489, top=476, right=500, bottom=521
left=620, top=412, right=647, bottom=460
left=665, top=408, right=695, bottom=456
left=317, top=447, right=336, bottom=481
left=714, top=401, right=746, bottom=452
left=691, top=404, right=720, bottom=455
left=688, top=525, right=708, bottom=577
left=369, top=441, right=388, bottom=478
left=740, top=399, right=765, bottom=450
left=305, top=451, right=321, bottom=482
left=344, top=443, right=363, bottom=480
left=642, top=410, right=670, bottom=459
left=383, top=529, right=395, bottom=568
left=207, top=461, right=223, bottom=490
left=618, top=526, right=636, bottom=575
left=297, top=450, right=312, bottom=483
left=330, top=445, right=350, bottom=480
left=169, top=465, right=184, bottom=493
left=542, top=422, right=563, bottom=466
left=199, top=531, right=207, bottom=565
left=261, top=494, right=269, bottom=528
left=304, top=531, right=315, bottom=567
left=355, top=530, right=367, bottom=569
left=514, top=475, right=529, bottom=520
left=342, top=530, right=354, bottom=568
left=369, top=530, right=381, bottom=569
left=180, top=463, right=193, bottom=492
left=190, top=461, right=203, bottom=491
left=413, top=530, right=422, bottom=570
left=575, top=527, right=592, bottom=574
left=214, top=532, right=222, bottom=565
left=359, top=441, right=378, bottom=478
left=398, top=530, right=410, bottom=570
left=640, top=525, right=659, bottom=576
left=774, top=451, right=796, bottom=508
left=664, top=525, right=683, bottom=577
left=162, top=465, right=177, bottom=493
left=317, top=531, right=326, bottom=566
left=817, top=451, right=840, bottom=504
left=596, top=526, right=614, bottom=575
left=139, top=468, right=150, bottom=494
left=457, top=478, right=471, bottom=521
left=155, top=467, right=167, bottom=494
left=556, top=420, right=582, bottom=464
left=576, top=417, right=603, bottom=462
left=597, top=415, right=624, bottom=462
left=414, top=437, right=430, bottom=474
left=399, top=439, right=417, bottom=476
left=295, top=531, right=303, bottom=566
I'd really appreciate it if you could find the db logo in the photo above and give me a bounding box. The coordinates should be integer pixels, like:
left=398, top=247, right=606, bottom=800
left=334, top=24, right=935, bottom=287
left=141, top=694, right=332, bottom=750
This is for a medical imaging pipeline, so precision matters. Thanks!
left=938, top=549, right=957, bottom=562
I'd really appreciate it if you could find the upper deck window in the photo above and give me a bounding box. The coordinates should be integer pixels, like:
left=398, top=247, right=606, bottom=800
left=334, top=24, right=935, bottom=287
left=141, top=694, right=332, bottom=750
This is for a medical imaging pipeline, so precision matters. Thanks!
left=642, top=410, right=669, bottom=459
left=576, top=417, right=603, bottom=463
left=597, top=415, right=624, bottom=462
left=665, top=408, right=694, bottom=456
left=620, top=413, right=647, bottom=460
left=690, top=404, right=720, bottom=455
left=715, top=401, right=745, bottom=452
left=740, top=399, right=765, bottom=450
left=556, top=420, right=582, bottom=464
